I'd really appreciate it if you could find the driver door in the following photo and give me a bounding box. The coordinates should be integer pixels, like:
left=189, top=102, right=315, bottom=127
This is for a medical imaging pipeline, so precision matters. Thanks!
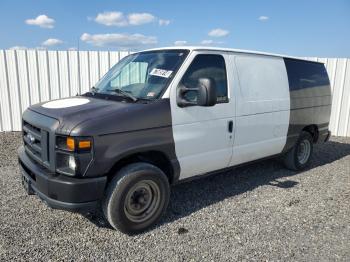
left=168, top=51, right=235, bottom=180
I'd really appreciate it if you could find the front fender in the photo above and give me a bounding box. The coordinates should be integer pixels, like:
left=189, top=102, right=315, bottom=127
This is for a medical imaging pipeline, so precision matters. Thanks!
left=84, top=126, right=180, bottom=182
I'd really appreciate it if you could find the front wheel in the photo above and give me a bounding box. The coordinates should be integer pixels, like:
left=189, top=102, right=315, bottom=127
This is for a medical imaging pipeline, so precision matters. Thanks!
left=283, top=131, right=314, bottom=171
left=102, top=162, right=170, bottom=234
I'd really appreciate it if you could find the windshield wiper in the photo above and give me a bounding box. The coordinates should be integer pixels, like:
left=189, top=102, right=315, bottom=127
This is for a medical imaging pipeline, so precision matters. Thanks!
left=106, top=88, right=138, bottom=102
left=90, top=86, right=99, bottom=95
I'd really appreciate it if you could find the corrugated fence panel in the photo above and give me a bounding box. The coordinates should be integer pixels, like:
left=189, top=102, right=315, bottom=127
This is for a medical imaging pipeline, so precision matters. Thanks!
left=109, top=51, right=120, bottom=67
left=58, top=51, right=70, bottom=98
left=26, top=50, right=41, bottom=105
left=48, top=51, right=60, bottom=100
left=0, top=50, right=11, bottom=131
left=0, top=50, right=349, bottom=136
left=339, top=59, right=350, bottom=137
left=16, top=50, right=30, bottom=113
left=327, top=59, right=348, bottom=136
left=327, top=58, right=339, bottom=134
left=345, top=60, right=350, bottom=137
left=79, top=51, right=90, bottom=94
left=68, top=51, right=80, bottom=96
left=5, top=50, right=22, bottom=131
left=37, top=51, right=50, bottom=102
left=99, top=51, right=110, bottom=78
left=89, top=51, right=100, bottom=88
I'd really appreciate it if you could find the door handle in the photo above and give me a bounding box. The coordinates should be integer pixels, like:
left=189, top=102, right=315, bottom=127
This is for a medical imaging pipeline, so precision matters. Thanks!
left=228, top=120, right=233, bottom=133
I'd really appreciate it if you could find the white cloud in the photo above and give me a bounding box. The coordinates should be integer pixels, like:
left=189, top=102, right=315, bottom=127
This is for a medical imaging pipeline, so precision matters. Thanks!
left=93, top=11, right=157, bottom=26
left=9, top=46, right=28, bottom=50
left=200, top=40, right=224, bottom=45
left=25, top=15, right=55, bottom=29
left=258, top=16, right=269, bottom=21
left=94, top=11, right=128, bottom=26
left=128, top=13, right=155, bottom=25
left=201, top=40, right=214, bottom=45
left=159, top=19, right=170, bottom=26
left=80, top=33, right=157, bottom=48
left=42, top=38, right=64, bottom=46
left=174, top=40, right=187, bottom=46
left=68, top=47, right=78, bottom=51
left=208, top=28, right=229, bottom=37
left=9, top=46, right=52, bottom=50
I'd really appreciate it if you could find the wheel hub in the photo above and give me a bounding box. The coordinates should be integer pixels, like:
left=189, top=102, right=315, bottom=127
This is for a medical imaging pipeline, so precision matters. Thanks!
left=124, top=180, right=161, bottom=223
left=297, top=139, right=311, bottom=165
left=128, top=187, right=152, bottom=214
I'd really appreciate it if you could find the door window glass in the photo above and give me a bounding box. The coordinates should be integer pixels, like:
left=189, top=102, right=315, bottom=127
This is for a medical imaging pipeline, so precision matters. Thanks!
left=180, top=54, right=228, bottom=103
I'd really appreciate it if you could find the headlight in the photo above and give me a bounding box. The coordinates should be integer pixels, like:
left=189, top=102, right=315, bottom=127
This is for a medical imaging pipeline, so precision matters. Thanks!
left=55, top=136, right=93, bottom=176
left=68, top=155, right=77, bottom=170
left=56, top=152, right=77, bottom=176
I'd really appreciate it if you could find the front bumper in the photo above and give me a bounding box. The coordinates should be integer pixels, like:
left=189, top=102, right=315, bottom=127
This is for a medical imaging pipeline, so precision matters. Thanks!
left=18, top=146, right=107, bottom=213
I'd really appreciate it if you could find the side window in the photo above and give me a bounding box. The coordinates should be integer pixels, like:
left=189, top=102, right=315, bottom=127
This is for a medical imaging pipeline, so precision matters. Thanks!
left=180, top=54, right=228, bottom=103
left=284, top=58, right=330, bottom=90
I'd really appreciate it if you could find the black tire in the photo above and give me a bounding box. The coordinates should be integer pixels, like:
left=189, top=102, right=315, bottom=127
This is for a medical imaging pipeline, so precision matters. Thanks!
left=283, top=131, right=314, bottom=171
left=102, top=162, right=170, bottom=234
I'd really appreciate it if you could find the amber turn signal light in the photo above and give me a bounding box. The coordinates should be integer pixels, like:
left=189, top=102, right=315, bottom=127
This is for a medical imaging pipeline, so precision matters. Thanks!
left=66, top=137, right=91, bottom=151
left=78, top=140, right=91, bottom=149
left=66, top=137, right=75, bottom=151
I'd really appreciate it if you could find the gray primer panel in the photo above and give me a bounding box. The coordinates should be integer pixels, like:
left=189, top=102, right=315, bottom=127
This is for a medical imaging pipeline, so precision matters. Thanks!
left=283, top=58, right=332, bottom=152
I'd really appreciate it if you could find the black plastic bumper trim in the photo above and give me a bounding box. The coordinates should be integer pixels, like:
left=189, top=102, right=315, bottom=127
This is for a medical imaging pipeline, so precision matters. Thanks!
left=30, top=180, right=99, bottom=212
left=18, top=146, right=107, bottom=213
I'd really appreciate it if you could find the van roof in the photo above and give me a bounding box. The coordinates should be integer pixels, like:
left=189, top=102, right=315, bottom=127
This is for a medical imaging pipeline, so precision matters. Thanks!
left=142, top=46, right=323, bottom=64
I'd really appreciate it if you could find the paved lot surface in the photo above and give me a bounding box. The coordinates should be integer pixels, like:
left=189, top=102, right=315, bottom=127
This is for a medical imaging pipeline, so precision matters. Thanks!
left=0, top=132, right=349, bottom=261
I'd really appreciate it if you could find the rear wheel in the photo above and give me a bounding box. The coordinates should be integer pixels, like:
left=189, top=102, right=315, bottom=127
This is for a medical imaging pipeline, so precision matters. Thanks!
left=284, top=131, right=314, bottom=171
left=102, top=162, right=170, bottom=234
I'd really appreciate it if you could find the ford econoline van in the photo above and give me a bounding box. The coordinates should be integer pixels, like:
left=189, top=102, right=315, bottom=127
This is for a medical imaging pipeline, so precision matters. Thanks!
left=18, top=47, right=332, bottom=234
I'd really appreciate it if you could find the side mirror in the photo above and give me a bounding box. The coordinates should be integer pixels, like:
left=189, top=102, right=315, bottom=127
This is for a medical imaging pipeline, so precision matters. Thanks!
left=177, top=78, right=217, bottom=107
left=197, top=78, right=217, bottom=107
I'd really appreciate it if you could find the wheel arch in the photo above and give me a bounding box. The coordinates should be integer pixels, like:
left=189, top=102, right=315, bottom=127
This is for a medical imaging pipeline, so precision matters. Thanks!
left=302, top=124, right=319, bottom=143
left=106, top=150, right=177, bottom=185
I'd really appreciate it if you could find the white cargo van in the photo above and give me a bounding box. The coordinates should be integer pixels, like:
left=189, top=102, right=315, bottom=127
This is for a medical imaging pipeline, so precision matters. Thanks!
left=19, top=47, right=332, bottom=234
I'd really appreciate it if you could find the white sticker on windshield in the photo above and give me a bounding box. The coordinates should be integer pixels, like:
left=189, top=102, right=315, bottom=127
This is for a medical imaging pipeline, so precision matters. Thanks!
left=150, top=68, right=173, bottom=78
left=147, top=92, right=156, bottom=97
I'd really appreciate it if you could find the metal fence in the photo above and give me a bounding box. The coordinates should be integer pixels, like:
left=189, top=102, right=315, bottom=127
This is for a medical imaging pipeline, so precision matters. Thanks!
left=0, top=49, right=349, bottom=137
left=0, top=50, right=130, bottom=131
left=305, top=57, right=350, bottom=137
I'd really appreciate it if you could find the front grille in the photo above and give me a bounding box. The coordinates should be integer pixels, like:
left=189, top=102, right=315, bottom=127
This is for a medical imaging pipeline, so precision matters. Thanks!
left=23, top=121, right=49, bottom=167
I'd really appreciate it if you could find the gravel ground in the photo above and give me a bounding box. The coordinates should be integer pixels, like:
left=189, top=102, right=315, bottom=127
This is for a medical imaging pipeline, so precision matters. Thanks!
left=0, top=132, right=349, bottom=261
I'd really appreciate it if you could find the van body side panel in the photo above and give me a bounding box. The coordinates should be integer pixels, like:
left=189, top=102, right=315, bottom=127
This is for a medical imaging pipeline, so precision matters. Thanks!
left=282, top=58, right=332, bottom=152
left=230, top=55, right=290, bottom=166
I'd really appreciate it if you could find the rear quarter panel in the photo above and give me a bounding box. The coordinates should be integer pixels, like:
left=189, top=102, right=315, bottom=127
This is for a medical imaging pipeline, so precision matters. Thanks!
left=283, top=58, right=332, bottom=151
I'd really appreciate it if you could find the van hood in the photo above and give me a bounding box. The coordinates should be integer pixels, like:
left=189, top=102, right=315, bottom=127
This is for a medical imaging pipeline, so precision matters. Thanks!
left=28, top=96, right=172, bottom=136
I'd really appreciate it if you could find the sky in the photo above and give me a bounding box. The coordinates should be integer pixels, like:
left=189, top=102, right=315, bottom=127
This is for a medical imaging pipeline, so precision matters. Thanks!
left=0, top=0, right=349, bottom=57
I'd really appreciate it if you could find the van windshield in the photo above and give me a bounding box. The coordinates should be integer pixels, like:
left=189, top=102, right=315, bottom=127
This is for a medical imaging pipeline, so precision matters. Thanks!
left=93, top=50, right=189, bottom=101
